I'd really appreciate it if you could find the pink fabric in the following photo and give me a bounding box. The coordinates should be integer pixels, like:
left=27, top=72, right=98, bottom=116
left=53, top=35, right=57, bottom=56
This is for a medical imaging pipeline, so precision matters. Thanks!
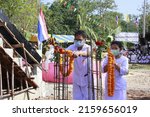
left=42, top=60, right=101, bottom=84
left=42, top=62, right=73, bottom=84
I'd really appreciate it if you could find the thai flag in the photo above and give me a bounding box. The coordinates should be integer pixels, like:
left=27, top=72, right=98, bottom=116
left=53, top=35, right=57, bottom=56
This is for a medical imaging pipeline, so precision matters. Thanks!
left=38, top=9, right=49, bottom=42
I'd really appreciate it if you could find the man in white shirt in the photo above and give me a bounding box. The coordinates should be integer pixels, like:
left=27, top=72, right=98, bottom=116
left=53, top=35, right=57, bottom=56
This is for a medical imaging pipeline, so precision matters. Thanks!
left=66, top=30, right=93, bottom=100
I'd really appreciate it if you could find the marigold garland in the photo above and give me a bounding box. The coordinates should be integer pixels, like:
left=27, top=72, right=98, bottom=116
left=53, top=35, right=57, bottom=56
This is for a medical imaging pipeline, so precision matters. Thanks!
left=49, top=37, right=74, bottom=77
left=107, top=48, right=115, bottom=96
left=59, top=50, right=74, bottom=77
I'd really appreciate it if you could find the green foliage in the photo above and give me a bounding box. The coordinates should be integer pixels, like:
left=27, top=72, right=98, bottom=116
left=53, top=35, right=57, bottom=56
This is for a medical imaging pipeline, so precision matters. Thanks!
left=92, top=0, right=117, bottom=15
left=77, top=0, right=99, bottom=40
left=120, top=15, right=139, bottom=32
left=42, top=0, right=120, bottom=42
left=138, top=2, right=150, bottom=34
left=0, top=0, right=38, bottom=35
left=100, top=12, right=122, bottom=37
left=76, top=0, right=118, bottom=41
left=1, top=0, right=145, bottom=44
left=44, top=1, right=79, bottom=35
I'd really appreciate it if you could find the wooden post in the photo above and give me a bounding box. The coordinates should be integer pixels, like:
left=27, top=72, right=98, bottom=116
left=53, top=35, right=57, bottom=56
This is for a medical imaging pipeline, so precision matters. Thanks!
left=22, top=43, right=30, bottom=100
left=20, top=79, right=23, bottom=90
left=6, top=70, right=10, bottom=100
left=0, top=61, right=2, bottom=98
left=25, top=80, right=30, bottom=100
left=11, top=62, right=14, bottom=100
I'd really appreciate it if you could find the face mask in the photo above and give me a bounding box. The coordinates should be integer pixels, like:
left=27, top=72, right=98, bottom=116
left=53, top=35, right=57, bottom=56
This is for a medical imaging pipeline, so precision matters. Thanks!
left=74, top=40, right=85, bottom=47
left=111, top=49, right=120, bottom=56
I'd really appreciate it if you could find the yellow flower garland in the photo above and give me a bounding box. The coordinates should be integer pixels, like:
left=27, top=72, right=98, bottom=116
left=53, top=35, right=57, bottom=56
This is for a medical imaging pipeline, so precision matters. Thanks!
left=49, top=37, right=74, bottom=77
left=59, top=50, right=74, bottom=77
left=107, top=48, right=115, bottom=96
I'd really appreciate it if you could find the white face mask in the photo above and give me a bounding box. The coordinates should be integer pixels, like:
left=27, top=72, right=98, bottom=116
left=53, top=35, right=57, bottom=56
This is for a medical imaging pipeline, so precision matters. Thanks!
left=74, top=40, right=85, bottom=47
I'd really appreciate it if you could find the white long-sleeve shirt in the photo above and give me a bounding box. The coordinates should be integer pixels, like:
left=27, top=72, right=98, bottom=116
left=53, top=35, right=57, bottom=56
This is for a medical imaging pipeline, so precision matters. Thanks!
left=66, top=44, right=91, bottom=86
left=101, top=55, right=129, bottom=90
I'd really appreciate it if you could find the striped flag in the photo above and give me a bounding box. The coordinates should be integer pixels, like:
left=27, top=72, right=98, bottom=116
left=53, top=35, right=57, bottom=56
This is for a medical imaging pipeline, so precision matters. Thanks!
left=38, top=9, right=49, bottom=42
left=135, top=17, right=139, bottom=27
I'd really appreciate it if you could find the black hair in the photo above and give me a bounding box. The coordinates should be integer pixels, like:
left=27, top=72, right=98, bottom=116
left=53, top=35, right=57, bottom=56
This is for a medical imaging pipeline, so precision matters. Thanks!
left=111, top=41, right=123, bottom=49
left=74, top=30, right=87, bottom=39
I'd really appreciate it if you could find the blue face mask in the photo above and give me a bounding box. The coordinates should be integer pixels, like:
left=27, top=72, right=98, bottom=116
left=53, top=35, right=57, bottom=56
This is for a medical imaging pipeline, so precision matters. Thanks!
left=111, top=49, right=120, bottom=56
left=74, top=40, right=85, bottom=47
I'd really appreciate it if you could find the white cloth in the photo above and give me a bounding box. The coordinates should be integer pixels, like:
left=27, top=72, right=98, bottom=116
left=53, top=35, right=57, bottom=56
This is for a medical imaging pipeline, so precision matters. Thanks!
left=66, top=44, right=91, bottom=86
left=73, top=83, right=93, bottom=100
left=44, top=45, right=54, bottom=71
left=0, top=37, right=3, bottom=47
left=101, top=55, right=129, bottom=100
left=104, top=89, right=127, bottom=100
left=66, top=44, right=93, bottom=100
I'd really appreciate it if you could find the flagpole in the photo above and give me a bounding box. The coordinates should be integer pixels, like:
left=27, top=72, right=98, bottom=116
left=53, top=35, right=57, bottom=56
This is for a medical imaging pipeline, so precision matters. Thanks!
left=137, top=25, right=139, bottom=33
left=125, top=14, right=129, bottom=32
left=143, top=0, right=146, bottom=38
left=37, top=0, right=42, bottom=50
left=135, top=18, right=139, bottom=33
left=126, top=22, right=128, bottom=32
left=37, top=0, right=41, bottom=10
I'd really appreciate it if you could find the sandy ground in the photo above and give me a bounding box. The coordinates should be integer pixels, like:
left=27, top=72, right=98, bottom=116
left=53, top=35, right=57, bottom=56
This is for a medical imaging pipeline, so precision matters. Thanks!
left=126, top=64, right=150, bottom=100
left=35, top=64, right=150, bottom=100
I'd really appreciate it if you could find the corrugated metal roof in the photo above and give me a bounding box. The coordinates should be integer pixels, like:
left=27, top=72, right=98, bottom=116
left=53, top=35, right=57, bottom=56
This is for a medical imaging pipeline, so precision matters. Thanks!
left=28, top=34, right=75, bottom=43
left=52, top=34, right=74, bottom=43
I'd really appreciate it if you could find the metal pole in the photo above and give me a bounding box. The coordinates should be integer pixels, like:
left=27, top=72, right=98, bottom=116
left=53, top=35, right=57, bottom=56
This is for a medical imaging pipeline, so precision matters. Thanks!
left=143, top=0, right=146, bottom=38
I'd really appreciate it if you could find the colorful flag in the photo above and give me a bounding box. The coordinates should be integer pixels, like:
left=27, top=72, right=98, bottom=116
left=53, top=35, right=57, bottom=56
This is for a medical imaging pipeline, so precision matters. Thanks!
left=38, top=9, right=49, bottom=42
left=116, top=15, right=119, bottom=25
left=135, top=17, right=139, bottom=27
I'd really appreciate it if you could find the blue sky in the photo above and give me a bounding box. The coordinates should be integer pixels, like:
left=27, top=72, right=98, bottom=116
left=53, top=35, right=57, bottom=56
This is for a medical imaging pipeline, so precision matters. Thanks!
left=41, top=0, right=148, bottom=15
left=115, top=0, right=146, bottom=15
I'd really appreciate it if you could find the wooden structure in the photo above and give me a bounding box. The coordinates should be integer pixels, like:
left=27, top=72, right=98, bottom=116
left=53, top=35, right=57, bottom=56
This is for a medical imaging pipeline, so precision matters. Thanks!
left=0, top=12, right=41, bottom=100
left=0, top=12, right=41, bottom=65
left=0, top=46, right=38, bottom=100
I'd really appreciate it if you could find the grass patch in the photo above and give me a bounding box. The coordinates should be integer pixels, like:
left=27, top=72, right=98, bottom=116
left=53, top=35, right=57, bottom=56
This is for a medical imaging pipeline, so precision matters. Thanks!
left=129, top=64, right=150, bottom=70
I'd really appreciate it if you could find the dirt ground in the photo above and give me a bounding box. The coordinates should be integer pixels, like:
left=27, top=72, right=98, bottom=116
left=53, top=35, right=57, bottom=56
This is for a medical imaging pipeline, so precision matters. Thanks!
left=35, top=64, right=150, bottom=100
left=127, top=64, right=150, bottom=100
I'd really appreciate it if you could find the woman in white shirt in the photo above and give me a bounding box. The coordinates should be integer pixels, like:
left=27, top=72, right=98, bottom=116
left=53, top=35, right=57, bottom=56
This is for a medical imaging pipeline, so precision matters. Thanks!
left=101, top=41, right=129, bottom=100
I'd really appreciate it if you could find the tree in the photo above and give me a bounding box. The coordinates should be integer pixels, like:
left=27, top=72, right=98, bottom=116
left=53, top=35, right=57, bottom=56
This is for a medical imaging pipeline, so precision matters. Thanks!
left=120, top=14, right=139, bottom=32
left=0, top=0, right=38, bottom=35
left=76, top=0, right=118, bottom=41
left=77, top=0, right=98, bottom=40
left=137, top=1, right=150, bottom=34
left=43, top=0, right=79, bottom=35
left=95, top=0, right=117, bottom=15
